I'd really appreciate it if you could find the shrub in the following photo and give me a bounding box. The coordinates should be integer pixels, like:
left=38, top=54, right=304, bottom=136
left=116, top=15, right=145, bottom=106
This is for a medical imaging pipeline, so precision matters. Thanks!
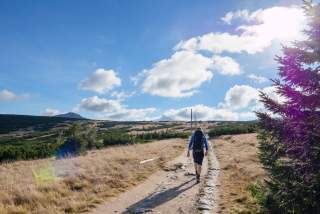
left=102, top=130, right=134, bottom=146
left=0, top=140, right=59, bottom=162
left=208, top=123, right=257, bottom=138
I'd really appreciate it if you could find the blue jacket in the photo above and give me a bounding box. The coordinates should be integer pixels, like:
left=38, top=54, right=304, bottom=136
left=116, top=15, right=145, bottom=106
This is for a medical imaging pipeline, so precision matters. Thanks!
left=188, top=132, right=209, bottom=151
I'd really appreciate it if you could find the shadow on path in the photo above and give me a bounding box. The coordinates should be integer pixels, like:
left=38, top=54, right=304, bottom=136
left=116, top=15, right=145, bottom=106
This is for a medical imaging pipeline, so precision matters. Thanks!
left=124, top=178, right=197, bottom=213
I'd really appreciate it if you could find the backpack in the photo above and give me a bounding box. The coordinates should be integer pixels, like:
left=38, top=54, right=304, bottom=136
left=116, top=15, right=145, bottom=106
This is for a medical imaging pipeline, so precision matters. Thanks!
left=192, top=130, right=204, bottom=151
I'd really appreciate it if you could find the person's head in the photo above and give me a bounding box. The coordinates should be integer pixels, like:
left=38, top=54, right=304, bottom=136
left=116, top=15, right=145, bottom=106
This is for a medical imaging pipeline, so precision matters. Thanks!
left=195, top=127, right=204, bottom=138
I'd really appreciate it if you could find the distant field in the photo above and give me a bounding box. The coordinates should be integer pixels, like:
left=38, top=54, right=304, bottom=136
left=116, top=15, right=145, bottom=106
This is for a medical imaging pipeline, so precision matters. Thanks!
left=0, top=115, right=257, bottom=163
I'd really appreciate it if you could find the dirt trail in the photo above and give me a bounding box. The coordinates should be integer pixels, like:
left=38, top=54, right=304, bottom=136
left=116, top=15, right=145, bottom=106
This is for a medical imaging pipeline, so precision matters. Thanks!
left=90, top=146, right=210, bottom=214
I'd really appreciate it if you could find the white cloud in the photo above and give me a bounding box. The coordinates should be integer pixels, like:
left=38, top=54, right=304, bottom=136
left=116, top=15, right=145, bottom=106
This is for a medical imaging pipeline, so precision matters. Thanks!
left=138, top=51, right=243, bottom=98
left=79, top=96, right=156, bottom=121
left=221, top=10, right=254, bottom=24
left=0, top=89, right=29, bottom=102
left=211, top=55, right=241, bottom=75
left=0, top=89, right=17, bottom=101
left=175, top=32, right=268, bottom=54
left=221, top=12, right=234, bottom=25
left=141, top=51, right=214, bottom=98
left=79, top=68, right=121, bottom=94
left=103, top=108, right=157, bottom=121
left=159, top=84, right=286, bottom=121
left=247, top=74, right=268, bottom=83
left=130, top=70, right=148, bottom=86
left=221, top=9, right=258, bottom=25
left=42, top=108, right=61, bottom=116
left=223, top=85, right=259, bottom=109
left=111, top=91, right=135, bottom=101
left=158, top=83, right=290, bottom=121
left=220, top=84, right=286, bottom=113
left=136, top=6, right=304, bottom=98
left=78, top=85, right=287, bottom=121
left=160, top=104, right=254, bottom=121
left=176, top=6, right=306, bottom=54
left=80, top=96, right=122, bottom=113
left=237, top=6, right=306, bottom=41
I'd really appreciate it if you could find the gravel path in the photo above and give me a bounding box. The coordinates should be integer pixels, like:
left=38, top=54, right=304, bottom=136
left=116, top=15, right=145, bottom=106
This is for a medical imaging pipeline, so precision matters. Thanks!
left=89, top=142, right=218, bottom=214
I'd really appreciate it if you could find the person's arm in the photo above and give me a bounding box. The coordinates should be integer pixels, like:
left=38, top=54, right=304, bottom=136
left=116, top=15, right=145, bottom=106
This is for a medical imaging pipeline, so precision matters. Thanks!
left=187, top=134, right=193, bottom=157
left=204, top=135, right=209, bottom=156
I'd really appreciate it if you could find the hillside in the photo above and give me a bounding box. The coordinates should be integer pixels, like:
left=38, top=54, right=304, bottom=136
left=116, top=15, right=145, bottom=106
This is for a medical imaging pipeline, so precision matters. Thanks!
left=0, top=114, right=86, bottom=134
left=55, top=112, right=86, bottom=119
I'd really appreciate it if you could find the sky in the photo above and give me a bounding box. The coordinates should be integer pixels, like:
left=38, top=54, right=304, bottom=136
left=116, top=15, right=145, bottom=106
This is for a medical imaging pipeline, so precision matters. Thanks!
left=0, top=0, right=312, bottom=121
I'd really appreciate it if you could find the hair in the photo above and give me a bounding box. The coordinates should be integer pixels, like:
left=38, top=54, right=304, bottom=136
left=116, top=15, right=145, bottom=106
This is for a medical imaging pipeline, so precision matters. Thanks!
left=194, top=128, right=204, bottom=141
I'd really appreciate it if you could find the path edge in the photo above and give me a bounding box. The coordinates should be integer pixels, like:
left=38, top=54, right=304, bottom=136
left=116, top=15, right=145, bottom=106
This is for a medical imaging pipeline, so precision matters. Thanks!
left=197, top=141, right=220, bottom=213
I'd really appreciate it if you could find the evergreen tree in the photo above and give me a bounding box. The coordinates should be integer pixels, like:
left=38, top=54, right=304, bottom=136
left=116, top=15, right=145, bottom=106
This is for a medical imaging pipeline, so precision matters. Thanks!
left=256, top=1, right=320, bottom=213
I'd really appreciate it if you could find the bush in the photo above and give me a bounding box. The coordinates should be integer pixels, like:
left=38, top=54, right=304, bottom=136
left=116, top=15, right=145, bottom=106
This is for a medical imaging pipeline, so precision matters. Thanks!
left=208, top=123, right=257, bottom=138
left=56, top=123, right=99, bottom=157
left=0, top=140, right=59, bottom=162
left=102, top=130, right=134, bottom=146
left=134, top=130, right=189, bottom=142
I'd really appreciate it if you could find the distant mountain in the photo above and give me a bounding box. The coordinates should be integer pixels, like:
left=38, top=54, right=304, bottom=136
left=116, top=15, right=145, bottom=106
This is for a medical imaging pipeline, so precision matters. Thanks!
left=54, top=112, right=85, bottom=119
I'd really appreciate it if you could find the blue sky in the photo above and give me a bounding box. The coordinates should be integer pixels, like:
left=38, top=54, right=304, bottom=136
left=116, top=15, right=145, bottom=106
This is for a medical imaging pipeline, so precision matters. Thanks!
left=0, top=0, right=308, bottom=120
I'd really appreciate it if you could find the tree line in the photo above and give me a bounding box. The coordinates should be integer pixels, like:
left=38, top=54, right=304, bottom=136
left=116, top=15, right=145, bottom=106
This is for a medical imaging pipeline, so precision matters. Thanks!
left=208, top=123, right=257, bottom=138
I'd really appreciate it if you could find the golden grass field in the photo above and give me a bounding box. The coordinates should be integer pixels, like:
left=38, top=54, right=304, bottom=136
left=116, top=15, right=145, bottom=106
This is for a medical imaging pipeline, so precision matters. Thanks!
left=213, top=133, right=266, bottom=214
left=0, top=139, right=185, bottom=214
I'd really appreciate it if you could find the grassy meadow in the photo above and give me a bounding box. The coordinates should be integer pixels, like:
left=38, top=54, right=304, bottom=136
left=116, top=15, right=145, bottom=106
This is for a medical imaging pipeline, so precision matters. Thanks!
left=0, top=114, right=260, bottom=213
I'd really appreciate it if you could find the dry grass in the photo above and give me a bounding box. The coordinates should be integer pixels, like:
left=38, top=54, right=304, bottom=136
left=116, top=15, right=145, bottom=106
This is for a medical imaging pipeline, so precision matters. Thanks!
left=0, top=139, right=185, bottom=214
left=213, top=133, right=266, bottom=214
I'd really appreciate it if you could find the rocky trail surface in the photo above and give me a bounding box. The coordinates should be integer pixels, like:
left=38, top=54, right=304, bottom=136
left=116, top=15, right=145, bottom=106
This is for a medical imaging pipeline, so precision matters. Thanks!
left=89, top=141, right=220, bottom=214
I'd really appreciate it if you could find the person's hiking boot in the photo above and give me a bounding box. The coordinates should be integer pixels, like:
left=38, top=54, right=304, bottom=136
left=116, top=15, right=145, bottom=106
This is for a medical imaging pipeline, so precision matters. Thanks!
left=196, top=174, right=200, bottom=183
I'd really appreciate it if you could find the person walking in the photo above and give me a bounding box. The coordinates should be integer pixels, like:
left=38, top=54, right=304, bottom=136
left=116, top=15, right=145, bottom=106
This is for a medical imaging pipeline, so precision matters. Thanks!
left=187, top=127, right=208, bottom=183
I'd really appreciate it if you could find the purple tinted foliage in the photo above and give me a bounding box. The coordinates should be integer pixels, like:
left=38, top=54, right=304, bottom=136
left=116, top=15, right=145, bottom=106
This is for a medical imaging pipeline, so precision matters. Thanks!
left=258, top=2, right=320, bottom=180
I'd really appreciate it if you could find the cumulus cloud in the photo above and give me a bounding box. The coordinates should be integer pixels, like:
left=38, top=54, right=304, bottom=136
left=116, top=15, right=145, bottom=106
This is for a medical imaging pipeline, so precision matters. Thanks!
left=104, top=108, right=157, bottom=121
left=111, top=91, right=135, bottom=101
left=0, top=89, right=29, bottom=102
left=42, top=108, right=61, bottom=116
left=221, top=9, right=257, bottom=25
left=79, top=96, right=156, bottom=121
left=211, top=55, right=241, bottom=75
left=138, top=51, right=243, bottom=98
left=159, top=84, right=286, bottom=121
left=141, top=51, right=214, bottom=98
left=223, top=85, right=259, bottom=109
left=247, top=74, right=269, bottom=83
left=80, top=68, right=121, bottom=94
left=220, top=84, right=286, bottom=112
left=175, top=32, right=268, bottom=54
left=80, top=96, right=122, bottom=113
left=130, top=70, right=148, bottom=86
left=160, top=104, right=255, bottom=121
left=176, top=6, right=306, bottom=54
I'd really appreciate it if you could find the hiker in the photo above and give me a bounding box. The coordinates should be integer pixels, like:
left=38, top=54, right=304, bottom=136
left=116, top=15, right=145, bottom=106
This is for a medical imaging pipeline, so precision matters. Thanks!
left=187, top=127, right=208, bottom=183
